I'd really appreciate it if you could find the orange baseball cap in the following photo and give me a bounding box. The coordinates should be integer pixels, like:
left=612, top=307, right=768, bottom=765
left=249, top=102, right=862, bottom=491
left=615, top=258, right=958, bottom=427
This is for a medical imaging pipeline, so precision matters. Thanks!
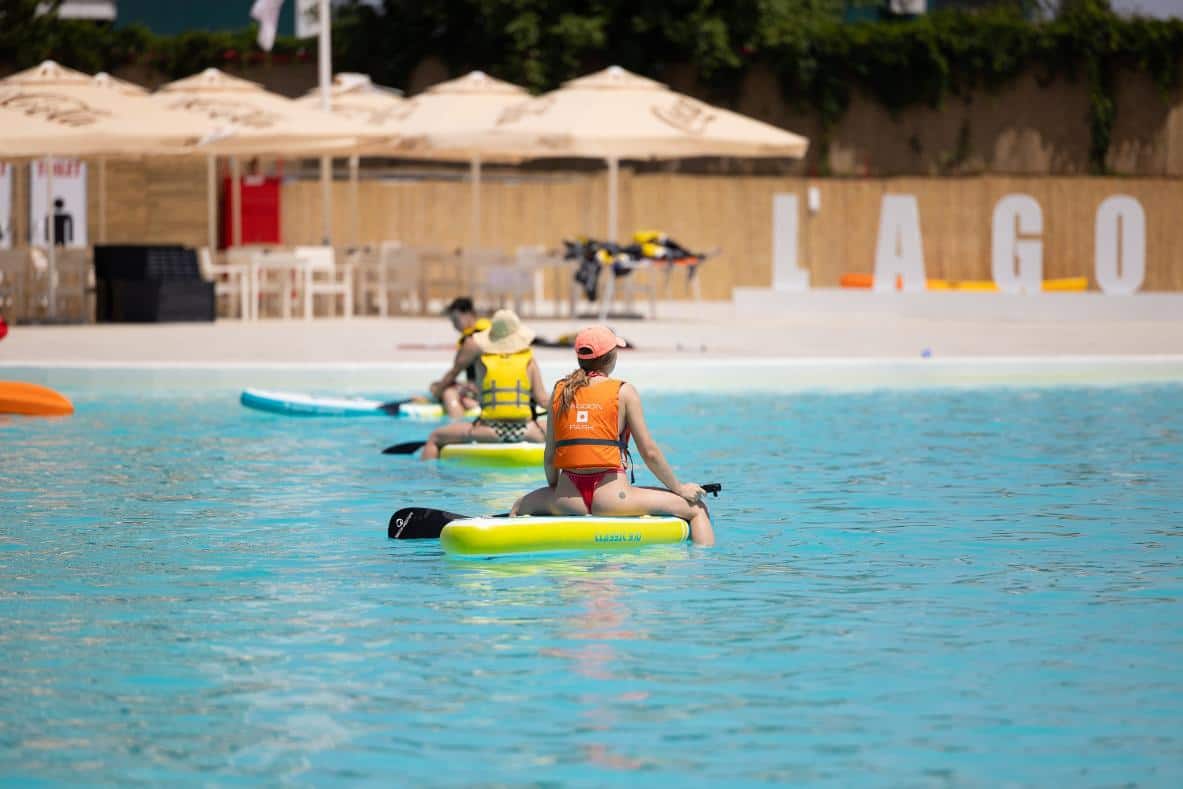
left=574, top=325, right=626, bottom=359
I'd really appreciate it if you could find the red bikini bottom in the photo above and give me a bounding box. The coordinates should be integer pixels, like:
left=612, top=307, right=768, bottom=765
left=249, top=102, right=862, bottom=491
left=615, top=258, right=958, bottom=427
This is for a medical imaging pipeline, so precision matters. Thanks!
left=562, top=469, right=623, bottom=511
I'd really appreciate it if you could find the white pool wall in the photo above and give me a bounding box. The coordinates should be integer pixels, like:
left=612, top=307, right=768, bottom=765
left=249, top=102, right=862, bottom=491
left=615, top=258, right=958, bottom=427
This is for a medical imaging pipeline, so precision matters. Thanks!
left=5, top=355, right=1183, bottom=395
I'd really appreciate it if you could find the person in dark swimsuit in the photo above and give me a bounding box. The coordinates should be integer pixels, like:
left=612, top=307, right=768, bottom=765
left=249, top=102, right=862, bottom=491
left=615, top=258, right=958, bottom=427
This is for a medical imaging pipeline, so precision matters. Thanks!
left=511, top=325, right=714, bottom=545
left=429, top=297, right=490, bottom=419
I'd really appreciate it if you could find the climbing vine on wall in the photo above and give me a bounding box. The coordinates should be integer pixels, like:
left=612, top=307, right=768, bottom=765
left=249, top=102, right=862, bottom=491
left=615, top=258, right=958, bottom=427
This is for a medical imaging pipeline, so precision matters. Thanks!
left=3, top=1, right=1181, bottom=173
left=0, top=17, right=312, bottom=82
left=761, top=3, right=1183, bottom=173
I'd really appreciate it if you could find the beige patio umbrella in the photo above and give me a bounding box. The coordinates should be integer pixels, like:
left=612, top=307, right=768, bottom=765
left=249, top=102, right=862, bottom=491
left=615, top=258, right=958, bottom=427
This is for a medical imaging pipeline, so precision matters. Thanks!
left=0, top=61, right=202, bottom=156
left=0, top=61, right=207, bottom=317
left=0, top=82, right=198, bottom=249
left=154, top=68, right=384, bottom=247
left=0, top=87, right=188, bottom=157
left=92, top=71, right=149, bottom=96
left=89, top=72, right=145, bottom=242
left=297, top=73, right=407, bottom=245
left=434, top=65, right=809, bottom=241
left=383, top=71, right=531, bottom=248
left=297, top=72, right=405, bottom=126
left=154, top=68, right=375, bottom=154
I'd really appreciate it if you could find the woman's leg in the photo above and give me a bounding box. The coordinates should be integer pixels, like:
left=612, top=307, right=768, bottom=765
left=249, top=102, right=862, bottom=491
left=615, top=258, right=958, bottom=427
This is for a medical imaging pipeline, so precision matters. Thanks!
left=420, top=421, right=474, bottom=459
left=439, top=384, right=468, bottom=420
left=592, top=483, right=714, bottom=546
left=512, top=485, right=558, bottom=516
left=425, top=420, right=522, bottom=458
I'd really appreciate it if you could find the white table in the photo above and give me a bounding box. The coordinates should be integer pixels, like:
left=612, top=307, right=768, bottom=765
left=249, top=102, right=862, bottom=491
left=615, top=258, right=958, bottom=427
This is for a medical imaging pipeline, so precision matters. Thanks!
left=210, top=261, right=251, bottom=319
left=248, top=252, right=306, bottom=320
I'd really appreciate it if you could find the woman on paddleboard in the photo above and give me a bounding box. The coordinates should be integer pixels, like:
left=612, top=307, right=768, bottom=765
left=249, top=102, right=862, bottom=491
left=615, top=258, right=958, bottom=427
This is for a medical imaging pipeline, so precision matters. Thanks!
left=511, top=325, right=714, bottom=545
left=421, top=309, right=548, bottom=459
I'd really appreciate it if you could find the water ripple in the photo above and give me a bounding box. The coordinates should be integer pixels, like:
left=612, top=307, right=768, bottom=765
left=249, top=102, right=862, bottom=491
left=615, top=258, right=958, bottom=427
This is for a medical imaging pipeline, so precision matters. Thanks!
left=1, top=384, right=1181, bottom=784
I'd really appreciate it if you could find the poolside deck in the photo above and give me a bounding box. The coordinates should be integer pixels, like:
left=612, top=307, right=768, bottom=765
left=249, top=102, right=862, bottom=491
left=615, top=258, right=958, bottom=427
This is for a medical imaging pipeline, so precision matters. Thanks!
left=4, top=297, right=1183, bottom=366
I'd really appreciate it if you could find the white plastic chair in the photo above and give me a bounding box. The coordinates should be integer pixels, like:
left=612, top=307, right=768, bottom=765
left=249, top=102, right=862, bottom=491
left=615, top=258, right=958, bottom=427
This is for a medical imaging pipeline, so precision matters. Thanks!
left=597, top=259, right=657, bottom=322
left=360, top=241, right=421, bottom=316
left=22, top=246, right=92, bottom=323
left=199, top=246, right=250, bottom=319
left=516, top=244, right=571, bottom=317
left=417, top=245, right=466, bottom=313
left=53, top=247, right=94, bottom=323
left=293, top=245, right=353, bottom=319
left=483, top=264, right=534, bottom=315
left=0, top=249, right=30, bottom=323
left=235, top=246, right=292, bottom=320
left=468, top=248, right=532, bottom=314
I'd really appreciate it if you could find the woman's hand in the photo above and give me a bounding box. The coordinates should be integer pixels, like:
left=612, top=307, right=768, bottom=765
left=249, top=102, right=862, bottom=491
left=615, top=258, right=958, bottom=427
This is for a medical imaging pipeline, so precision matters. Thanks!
left=677, top=483, right=705, bottom=504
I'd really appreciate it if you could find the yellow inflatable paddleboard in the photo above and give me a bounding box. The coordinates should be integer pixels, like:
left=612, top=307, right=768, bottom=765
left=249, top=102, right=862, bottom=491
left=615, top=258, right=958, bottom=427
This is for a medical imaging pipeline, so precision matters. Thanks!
left=438, top=442, right=544, bottom=468
left=440, top=515, right=690, bottom=556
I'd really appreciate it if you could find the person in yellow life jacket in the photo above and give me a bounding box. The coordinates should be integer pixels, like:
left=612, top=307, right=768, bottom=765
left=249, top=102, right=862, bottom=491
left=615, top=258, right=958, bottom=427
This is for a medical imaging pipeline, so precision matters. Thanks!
left=421, top=309, right=548, bottom=460
left=429, top=297, right=491, bottom=419
left=510, top=325, right=714, bottom=545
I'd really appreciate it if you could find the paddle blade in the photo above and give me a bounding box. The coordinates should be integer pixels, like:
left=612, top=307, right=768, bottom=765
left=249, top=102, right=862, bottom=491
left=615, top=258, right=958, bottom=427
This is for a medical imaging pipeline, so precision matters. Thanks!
left=388, top=507, right=470, bottom=539
left=378, top=399, right=411, bottom=416
left=382, top=440, right=427, bottom=455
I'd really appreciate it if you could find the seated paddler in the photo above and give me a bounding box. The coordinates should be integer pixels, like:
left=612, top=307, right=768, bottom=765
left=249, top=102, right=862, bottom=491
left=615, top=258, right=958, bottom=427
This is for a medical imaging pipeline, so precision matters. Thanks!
left=428, top=297, right=490, bottom=420
left=510, top=325, right=714, bottom=545
left=421, top=309, right=548, bottom=460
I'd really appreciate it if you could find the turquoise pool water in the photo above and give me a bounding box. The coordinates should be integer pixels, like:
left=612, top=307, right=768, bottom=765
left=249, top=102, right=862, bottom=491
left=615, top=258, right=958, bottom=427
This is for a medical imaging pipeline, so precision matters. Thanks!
left=2, top=375, right=1181, bottom=785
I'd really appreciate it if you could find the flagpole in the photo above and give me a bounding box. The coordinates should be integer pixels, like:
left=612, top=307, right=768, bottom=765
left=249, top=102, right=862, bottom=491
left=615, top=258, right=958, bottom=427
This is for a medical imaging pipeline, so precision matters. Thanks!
left=318, top=0, right=333, bottom=245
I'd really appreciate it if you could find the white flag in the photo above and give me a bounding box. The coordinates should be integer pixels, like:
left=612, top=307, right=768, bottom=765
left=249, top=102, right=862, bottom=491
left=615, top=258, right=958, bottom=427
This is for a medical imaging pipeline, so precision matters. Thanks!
left=251, top=0, right=285, bottom=52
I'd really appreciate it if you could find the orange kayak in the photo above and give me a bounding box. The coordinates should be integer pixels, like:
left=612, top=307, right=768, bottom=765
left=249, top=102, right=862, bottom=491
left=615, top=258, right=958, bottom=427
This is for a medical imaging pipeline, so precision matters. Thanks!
left=0, top=381, right=74, bottom=416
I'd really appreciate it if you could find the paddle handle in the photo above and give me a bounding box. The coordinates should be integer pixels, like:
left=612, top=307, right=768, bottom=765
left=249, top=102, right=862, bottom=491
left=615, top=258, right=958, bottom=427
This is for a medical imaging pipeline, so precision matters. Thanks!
left=701, top=483, right=722, bottom=497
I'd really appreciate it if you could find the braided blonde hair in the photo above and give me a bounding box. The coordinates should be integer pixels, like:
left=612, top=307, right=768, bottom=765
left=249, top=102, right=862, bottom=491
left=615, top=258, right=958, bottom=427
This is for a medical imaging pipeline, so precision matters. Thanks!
left=554, top=350, right=617, bottom=417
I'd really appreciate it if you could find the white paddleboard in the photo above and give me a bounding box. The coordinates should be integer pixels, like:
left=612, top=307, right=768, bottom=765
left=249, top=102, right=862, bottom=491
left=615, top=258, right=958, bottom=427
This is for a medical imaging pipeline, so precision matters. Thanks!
left=240, top=388, right=471, bottom=420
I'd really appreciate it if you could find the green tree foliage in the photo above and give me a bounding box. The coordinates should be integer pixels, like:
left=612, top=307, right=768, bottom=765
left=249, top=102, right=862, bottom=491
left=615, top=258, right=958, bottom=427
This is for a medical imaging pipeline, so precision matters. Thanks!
left=0, top=2, right=311, bottom=78
left=2, top=1, right=1181, bottom=174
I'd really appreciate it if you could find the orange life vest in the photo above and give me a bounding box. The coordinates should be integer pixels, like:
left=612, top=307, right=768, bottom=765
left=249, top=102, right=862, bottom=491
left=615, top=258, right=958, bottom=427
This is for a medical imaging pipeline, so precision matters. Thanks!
left=552, top=378, right=630, bottom=470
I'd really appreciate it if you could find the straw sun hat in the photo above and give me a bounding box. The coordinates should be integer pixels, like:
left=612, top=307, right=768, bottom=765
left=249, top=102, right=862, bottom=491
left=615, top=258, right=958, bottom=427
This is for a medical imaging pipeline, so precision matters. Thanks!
left=473, top=309, right=535, bottom=354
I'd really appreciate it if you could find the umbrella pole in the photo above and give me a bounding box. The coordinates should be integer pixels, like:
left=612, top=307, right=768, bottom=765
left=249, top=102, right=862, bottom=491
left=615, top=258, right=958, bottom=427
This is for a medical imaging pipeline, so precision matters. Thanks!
left=318, top=0, right=333, bottom=247
left=320, top=156, right=332, bottom=245
left=349, top=154, right=359, bottom=246
left=231, top=156, right=243, bottom=247
left=46, top=156, right=57, bottom=320
left=98, top=158, right=107, bottom=244
left=598, top=157, right=623, bottom=321
left=470, top=154, right=482, bottom=250
left=206, top=155, right=217, bottom=253
left=597, top=157, right=622, bottom=322
left=606, top=156, right=619, bottom=241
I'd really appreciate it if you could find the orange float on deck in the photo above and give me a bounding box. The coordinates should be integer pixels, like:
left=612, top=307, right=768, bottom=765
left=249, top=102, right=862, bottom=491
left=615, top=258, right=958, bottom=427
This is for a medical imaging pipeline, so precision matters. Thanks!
left=1042, top=277, right=1088, bottom=292
left=839, top=272, right=875, bottom=289
left=0, top=381, right=74, bottom=416
left=839, top=274, right=1089, bottom=292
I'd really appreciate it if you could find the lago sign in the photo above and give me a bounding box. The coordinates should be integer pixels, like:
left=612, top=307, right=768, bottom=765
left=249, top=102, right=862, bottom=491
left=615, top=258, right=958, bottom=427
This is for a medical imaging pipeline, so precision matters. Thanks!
left=773, top=192, right=1148, bottom=294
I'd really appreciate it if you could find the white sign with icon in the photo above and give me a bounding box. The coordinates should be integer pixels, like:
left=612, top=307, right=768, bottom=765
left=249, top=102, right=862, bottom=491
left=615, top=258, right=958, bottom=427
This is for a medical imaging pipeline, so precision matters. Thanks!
left=0, top=163, right=12, bottom=250
left=29, top=158, right=87, bottom=248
